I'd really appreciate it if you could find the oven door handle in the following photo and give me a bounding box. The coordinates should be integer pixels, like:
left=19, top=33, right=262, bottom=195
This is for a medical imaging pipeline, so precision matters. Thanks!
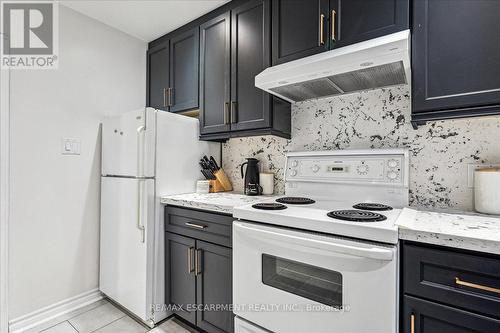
left=234, top=222, right=394, bottom=261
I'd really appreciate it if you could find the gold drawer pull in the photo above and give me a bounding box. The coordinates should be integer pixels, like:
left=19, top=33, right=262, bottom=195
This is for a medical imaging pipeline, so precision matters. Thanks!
left=195, top=249, right=202, bottom=276
left=331, top=10, right=336, bottom=41
left=410, top=314, right=415, bottom=333
left=188, top=247, right=195, bottom=274
left=319, top=14, right=325, bottom=45
left=185, top=222, right=207, bottom=229
left=455, top=277, right=500, bottom=294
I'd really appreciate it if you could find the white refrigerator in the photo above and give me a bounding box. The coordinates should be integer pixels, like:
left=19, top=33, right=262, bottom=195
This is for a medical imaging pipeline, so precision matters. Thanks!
left=100, top=107, right=220, bottom=327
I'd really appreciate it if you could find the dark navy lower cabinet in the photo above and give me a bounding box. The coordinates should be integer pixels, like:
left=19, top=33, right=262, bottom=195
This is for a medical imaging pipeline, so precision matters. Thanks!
left=411, top=0, right=500, bottom=126
left=165, top=206, right=234, bottom=333
left=404, top=296, right=500, bottom=333
left=402, top=241, right=500, bottom=333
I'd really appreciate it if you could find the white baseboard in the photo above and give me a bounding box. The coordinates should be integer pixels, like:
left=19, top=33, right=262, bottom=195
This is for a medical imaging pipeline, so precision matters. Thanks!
left=9, top=289, right=103, bottom=333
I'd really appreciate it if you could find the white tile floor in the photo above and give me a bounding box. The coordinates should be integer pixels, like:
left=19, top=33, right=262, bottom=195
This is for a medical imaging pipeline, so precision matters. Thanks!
left=29, top=299, right=196, bottom=333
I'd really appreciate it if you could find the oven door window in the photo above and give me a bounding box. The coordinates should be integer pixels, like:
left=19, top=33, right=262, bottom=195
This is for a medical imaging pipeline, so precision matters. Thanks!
left=262, top=254, right=343, bottom=308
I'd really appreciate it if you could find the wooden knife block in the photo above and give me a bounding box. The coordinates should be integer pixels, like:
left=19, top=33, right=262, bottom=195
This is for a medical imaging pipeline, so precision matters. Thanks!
left=209, top=169, right=233, bottom=193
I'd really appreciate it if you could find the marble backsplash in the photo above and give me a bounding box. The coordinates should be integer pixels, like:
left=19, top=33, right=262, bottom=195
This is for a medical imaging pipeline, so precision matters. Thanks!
left=222, top=86, right=500, bottom=211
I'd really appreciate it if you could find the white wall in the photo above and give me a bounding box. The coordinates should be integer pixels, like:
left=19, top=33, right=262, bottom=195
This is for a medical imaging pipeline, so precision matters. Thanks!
left=8, top=6, right=146, bottom=319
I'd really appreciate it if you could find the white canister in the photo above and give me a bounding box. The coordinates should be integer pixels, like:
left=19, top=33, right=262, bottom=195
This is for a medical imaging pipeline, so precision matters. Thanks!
left=474, top=168, right=500, bottom=215
left=196, top=180, right=210, bottom=194
left=259, top=172, right=274, bottom=195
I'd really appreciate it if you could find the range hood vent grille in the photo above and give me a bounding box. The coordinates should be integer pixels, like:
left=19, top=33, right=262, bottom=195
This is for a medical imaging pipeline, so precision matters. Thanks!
left=270, top=61, right=406, bottom=102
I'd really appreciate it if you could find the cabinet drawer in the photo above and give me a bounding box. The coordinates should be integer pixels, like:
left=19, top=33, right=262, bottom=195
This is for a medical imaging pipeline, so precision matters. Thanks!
left=165, top=206, right=233, bottom=247
left=403, top=295, right=500, bottom=333
left=403, top=242, right=500, bottom=318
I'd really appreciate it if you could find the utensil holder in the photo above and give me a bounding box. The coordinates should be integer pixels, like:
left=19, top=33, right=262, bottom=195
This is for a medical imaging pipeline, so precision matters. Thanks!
left=209, top=179, right=226, bottom=193
left=214, top=169, right=233, bottom=191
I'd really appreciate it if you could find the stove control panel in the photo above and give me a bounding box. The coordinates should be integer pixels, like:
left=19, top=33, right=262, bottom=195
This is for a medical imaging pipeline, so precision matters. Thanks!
left=286, top=154, right=406, bottom=186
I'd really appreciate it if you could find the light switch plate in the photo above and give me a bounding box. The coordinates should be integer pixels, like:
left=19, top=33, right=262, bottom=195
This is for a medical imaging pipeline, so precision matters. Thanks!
left=61, top=138, right=81, bottom=155
left=467, top=163, right=500, bottom=188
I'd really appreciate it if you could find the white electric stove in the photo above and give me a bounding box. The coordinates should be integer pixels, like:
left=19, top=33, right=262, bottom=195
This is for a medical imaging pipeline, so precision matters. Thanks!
left=232, top=149, right=409, bottom=333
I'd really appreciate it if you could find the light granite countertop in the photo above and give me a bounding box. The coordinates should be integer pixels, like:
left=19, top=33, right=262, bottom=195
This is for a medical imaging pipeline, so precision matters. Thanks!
left=397, top=208, right=500, bottom=255
left=161, top=192, right=500, bottom=255
left=160, top=192, right=277, bottom=215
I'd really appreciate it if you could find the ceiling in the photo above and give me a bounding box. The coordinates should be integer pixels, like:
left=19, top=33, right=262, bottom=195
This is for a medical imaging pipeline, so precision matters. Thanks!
left=61, top=0, right=230, bottom=42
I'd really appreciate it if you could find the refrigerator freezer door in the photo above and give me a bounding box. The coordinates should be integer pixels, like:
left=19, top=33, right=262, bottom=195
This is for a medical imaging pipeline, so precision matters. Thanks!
left=100, top=176, right=155, bottom=323
left=102, top=108, right=156, bottom=177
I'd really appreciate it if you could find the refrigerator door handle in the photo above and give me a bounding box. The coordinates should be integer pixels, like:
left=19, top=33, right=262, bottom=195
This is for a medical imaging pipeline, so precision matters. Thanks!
left=136, top=180, right=145, bottom=243
left=136, top=125, right=146, bottom=177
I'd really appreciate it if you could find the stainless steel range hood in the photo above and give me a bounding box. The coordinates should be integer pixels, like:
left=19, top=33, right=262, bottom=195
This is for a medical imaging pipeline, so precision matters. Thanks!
left=255, top=30, right=411, bottom=103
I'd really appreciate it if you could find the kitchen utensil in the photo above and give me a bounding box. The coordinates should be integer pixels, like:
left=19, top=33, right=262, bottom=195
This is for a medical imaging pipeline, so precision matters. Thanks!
left=474, top=168, right=500, bottom=214
left=210, top=156, right=220, bottom=170
left=241, top=158, right=262, bottom=195
left=259, top=172, right=274, bottom=195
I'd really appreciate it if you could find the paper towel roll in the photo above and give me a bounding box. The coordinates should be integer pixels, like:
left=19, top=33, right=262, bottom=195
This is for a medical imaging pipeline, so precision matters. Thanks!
left=259, top=172, right=274, bottom=195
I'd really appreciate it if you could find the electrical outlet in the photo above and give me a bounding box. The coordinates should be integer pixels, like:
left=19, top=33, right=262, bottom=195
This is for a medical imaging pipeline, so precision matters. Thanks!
left=61, top=138, right=81, bottom=155
left=467, top=163, right=500, bottom=188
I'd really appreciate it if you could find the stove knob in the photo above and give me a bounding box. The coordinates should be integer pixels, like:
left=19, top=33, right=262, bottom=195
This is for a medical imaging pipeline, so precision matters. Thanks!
left=387, top=171, right=398, bottom=180
left=311, top=165, right=320, bottom=173
left=357, top=164, right=369, bottom=175
left=387, top=159, right=399, bottom=168
left=291, top=160, right=298, bottom=167
left=290, top=170, right=298, bottom=177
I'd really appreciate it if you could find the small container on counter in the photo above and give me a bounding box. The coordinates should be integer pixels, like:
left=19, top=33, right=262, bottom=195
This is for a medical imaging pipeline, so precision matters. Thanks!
left=259, top=172, right=274, bottom=195
left=474, top=168, right=500, bottom=215
left=196, top=180, right=210, bottom=194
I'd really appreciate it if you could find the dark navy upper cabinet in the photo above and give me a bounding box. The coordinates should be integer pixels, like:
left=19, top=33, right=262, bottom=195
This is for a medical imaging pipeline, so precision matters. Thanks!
left=330, top=0, right=408, bottom=49
left=147, top=27, right=199, bottom=113
left=412, top=0, right=500, bottom=124
left=271, top=0, right=408, bottom=65
left=271, top=0, right=329, bottom=65
left=199, top=0, right=291, bottom=141
left=169, top=27, right=199, bottom=113
left=199, top=12, right=232, bottom=135
left=147, top=41, right=169, bottom=111
left=230, top=0, right=271, bottom=132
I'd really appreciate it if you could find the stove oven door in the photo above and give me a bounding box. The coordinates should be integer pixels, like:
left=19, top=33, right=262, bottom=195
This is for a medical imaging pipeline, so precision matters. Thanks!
left=233, top=221, right=398, bottom=333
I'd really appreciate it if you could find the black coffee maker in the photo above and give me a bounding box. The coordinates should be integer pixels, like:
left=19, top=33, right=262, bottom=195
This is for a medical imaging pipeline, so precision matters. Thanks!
left=241, top=158, right=262, bottom=195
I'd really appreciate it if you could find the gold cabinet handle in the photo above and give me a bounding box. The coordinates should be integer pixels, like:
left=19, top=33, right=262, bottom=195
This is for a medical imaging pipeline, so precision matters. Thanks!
left=410, top=314, right=415, bottom=333
left=163, top=88, right=167, bottom=107
left=224, top=102, right=230, bottom=125
left=231, top=101, right=237, bottom=124
left=168, top=87, right=173, bottom=106
left=188, top=247, right=195, bottom=274
left=331, top=10, right=336, bottom=41
left=319, top=14, right=325, bottom=45
left=195, top=249, right=202, bottom=276
left=455, top=277, right=500, bottom=294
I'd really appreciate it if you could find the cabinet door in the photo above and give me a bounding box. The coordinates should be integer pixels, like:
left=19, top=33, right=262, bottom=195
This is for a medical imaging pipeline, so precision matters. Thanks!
left=196, top=241, right=233, bottom=333
left=165, top=233, right=196, bottom=325
left=403, top=296, right=500, bottom=333
left=199, top=13, right=231, bottom=135
left=230, top=0, right=271, bottom=131
left=412, top=0, right=500, bottom=115
left=330, top=0, right=408, bottom=49
left=272, top=0, right=329, bottom=65
left=147, top=41, right=169, bottom=111
left=169, top=27, right=199, bottom=113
